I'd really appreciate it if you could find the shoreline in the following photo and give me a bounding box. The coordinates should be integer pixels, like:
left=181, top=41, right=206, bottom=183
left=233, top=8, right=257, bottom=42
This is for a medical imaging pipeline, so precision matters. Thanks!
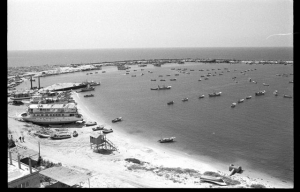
left=7, top=66, right=293, bottom=188
left=71, top=92, right=293, bottom=188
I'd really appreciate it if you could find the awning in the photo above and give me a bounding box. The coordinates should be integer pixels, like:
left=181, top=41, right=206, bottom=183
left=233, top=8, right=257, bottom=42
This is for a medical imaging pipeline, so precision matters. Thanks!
left=8, top=147, right=39, bottom=161
left=39, top=166, right=91, bottom=186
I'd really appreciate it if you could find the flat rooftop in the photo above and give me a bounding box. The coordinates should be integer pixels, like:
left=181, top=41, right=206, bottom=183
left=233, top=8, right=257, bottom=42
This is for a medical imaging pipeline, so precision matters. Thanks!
left=29, top=103, right=76, bottom=109
left=8, top=159, right=38, bottom=183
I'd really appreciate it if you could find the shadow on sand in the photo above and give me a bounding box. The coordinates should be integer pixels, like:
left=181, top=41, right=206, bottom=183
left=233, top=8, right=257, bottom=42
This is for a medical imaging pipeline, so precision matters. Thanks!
left=94, top=149, right=115, bottom=155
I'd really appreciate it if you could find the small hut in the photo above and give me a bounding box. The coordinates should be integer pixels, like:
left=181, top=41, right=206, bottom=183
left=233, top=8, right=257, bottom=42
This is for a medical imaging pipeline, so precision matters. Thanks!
left=90, top=131, right=117, bottom=152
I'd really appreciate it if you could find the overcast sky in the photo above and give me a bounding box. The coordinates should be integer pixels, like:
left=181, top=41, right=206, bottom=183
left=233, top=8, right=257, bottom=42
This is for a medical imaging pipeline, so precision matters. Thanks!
left=7, top=0, right=293, bottom=50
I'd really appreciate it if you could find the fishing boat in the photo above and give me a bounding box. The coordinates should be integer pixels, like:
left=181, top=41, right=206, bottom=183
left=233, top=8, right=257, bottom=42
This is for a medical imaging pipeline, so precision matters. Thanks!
left=199, top=95, right=205, bottom=99
left=273, top=90, right=278, bottom=96
left=158, top=137, right=175, bottom=143
left=198, top=79, right=202, bottom=81
left=10, top=91, right=32, bottom=101
left=208, top=92, right=222, bottom=97
left=92, top=125, right=105, bottom=131
left=246, top=96, right=252, bottom=99
left=231, top=103, right=237, bottom=108
left=50, top=132, right=71, bottom=140
left=151, top=85, right=171, bottom=90
left=151, top=79, right=156, bottom=81
left=88, top=81, right=100, bottom=86
left=112, top=117, right=122, bottom=123
left=283, top=95, right=292, bottom=98
left=160, top=79, right=166, bottom=81
left=170, top=78, right=177, bottom=81
left=34, top=131, right=50, bottom=138
left=102, top=128, right=113, bottom=134
left=73, top=131, right=78, bottom=137
left=263, top=83, right=269, bottom=86
left=85, top=121, right=97, bottom=126
left=238, top=99, right=244, bottom=103
left=255, top=90, right=266, bottom=96
left=167, top=101, right=174, bottom=105
left=182, top=98, right=188, bottom=102
left=79, top=85, right=95, bottom=92
left=84, top=94, right=94, bottom=97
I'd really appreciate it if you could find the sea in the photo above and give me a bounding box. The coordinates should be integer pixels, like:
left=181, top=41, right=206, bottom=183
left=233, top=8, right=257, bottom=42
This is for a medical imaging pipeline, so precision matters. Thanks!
left=8, top=47, right=294, bottom=184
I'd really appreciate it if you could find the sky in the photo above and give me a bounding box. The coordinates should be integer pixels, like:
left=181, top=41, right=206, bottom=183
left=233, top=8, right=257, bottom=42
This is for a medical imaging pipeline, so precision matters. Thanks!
left=7, top=0, right=293, bottom=50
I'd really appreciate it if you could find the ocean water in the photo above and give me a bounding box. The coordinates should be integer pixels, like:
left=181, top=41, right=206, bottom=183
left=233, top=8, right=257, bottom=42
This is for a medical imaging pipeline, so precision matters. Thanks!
left=13, top=48, right=293, bottom=183
left=8, top=47, right=293, bottom=67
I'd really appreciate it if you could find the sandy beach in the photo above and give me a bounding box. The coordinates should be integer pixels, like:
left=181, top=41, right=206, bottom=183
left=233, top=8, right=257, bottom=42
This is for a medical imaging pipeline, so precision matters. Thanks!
left=7, top=89, right=293, bottom=188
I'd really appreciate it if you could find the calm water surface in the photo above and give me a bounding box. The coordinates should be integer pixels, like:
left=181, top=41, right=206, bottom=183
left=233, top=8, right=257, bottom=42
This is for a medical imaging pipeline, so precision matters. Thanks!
left=18, top=62, right=293, bottom=182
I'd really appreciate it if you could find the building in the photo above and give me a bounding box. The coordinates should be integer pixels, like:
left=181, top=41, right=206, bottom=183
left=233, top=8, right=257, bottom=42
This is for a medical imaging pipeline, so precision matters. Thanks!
left=8, top=151, right=40, bottom=188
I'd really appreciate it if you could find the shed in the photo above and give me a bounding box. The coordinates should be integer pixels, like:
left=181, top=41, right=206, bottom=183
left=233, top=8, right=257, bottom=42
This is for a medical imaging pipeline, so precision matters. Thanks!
left=90, top=131, right=105, bottom=145
left=39, top=166, right=91, bottom=188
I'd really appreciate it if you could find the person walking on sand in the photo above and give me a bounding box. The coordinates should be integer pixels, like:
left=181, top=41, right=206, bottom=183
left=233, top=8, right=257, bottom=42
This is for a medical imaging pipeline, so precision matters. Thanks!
left=22, top=136, right=25, bottom=142
left=19, top=136, right=22, bottom=143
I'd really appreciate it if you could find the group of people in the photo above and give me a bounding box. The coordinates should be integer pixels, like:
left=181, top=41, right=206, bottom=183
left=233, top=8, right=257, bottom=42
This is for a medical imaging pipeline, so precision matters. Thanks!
left=9, top=134, right=25, bottom=143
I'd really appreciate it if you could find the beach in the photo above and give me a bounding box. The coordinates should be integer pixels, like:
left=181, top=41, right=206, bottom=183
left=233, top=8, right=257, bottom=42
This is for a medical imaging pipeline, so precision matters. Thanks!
left=7, top=89, right=292, bottom=188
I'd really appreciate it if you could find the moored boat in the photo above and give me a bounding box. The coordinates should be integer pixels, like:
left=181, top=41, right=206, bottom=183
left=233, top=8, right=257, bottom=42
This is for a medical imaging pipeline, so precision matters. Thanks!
left=238, top=99, right=244, bottom=103
left=167, top=101, right=174, bottom=105
left=255, top=90, right=266, bottom=96
left=102, top=128, right=113, bottom=134
left=92, top=125, right=105, bottom=131
left=182, top=98, right=188, bottom=102
left=208, top=92, right=222, bottom=97
left=112, top=117, right=122, bottom=123
left=85, top=121, right=97, bottom=126
left=84, top=94, right=94, bottom=97
left=231, top=103, right=237, bottom=108
left=273, top=90, right=278, bottom=96
left=246, top=96, right=252, bottom=99
left=199, top=95, right=205, bottom=99
left=283, top=95, right=292, bottom=98
left=158, top=137, right=175, bottom=143
left=50, top=132, right=71, bottom=140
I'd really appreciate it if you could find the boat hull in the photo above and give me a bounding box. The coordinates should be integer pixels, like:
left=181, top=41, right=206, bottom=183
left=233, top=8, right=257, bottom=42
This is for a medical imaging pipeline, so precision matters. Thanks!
left=22, top=116, right=83, bottom=125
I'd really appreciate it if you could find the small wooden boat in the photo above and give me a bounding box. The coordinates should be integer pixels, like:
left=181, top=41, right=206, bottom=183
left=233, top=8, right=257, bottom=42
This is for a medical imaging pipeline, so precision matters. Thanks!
left=200, top=175, right=227, bottom=186
left=263, top=83, right=269, bottom=86
left=238, top=99, right=244, bottom=103
left=84, top=94, right=94, bottom=97
left=199, top=95, right=205, bottom=99
left=231, top=103, right=237, bottom=108
left=85, top=121, right=97, bottom=126
left=182, top=98, right=188, bottom=102
left=246, top=96, right=252, bottom=99
left=34, top=132, right=50, bottom=138
left=92, top=125, right=105, bottom=131
left=283, top=95, right=292, bottom=98
left=112, top=117, right=122, bottom=123
left=167, top=101, right=174, bottom=105
left=102, top=128, right=113, bottom=134
left=50, top=132, right=71, bottom=140
left=158, top=137, right=175, bottom=143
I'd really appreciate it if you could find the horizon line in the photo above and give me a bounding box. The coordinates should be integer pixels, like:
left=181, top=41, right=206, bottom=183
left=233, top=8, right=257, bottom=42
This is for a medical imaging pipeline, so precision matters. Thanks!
left=8, top=46, right=293, bottom=52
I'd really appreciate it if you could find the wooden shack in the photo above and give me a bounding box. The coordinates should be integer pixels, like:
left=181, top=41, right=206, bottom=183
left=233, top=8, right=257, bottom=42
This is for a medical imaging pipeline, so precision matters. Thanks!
left=90, top=131, right=117, bottom=152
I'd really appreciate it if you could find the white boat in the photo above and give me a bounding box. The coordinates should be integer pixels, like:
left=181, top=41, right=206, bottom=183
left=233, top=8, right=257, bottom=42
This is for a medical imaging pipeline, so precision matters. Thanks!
left=246, top=96, right=252, bottom=99
left=283, top=95, right=292, bottom=98
left=231, top=103, right=237, bottom=108
left=21, top=103, right=83, bottom=125
left=10, top=91, right=32, bottom=101
left=50, top=132, right=71, bottom=140
left=199, top=95, right=205, bottom=99
left=158, top=137, right=175, bottom=143
left=182, top=98, right=188, bottom=102
left=238, top=99, right=244, bottom=103
left=208, top=92, right=222, bottom=97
